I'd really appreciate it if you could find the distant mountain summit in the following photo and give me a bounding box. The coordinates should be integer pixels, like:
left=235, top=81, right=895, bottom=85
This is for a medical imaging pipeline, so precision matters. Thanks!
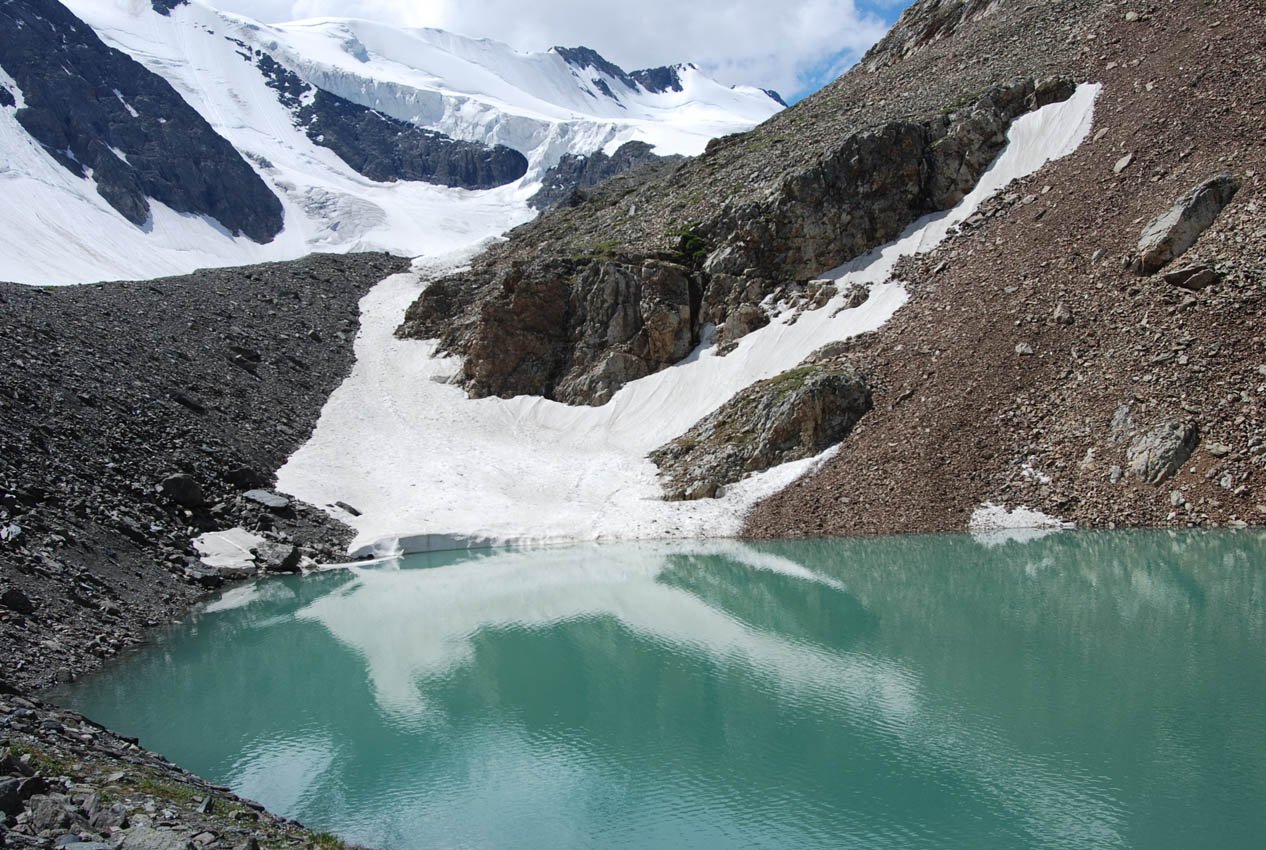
left=0, top=0, right=781, bottom=284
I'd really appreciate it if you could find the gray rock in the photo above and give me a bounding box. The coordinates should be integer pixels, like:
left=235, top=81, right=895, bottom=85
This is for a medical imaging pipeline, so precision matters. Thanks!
left=1133, top=173, right=1241, bottom=274
left=26, top=794, right=74, bottom=832
left=1015, top=342, right=1035, bottom=356
left=1, top=587, right=36, bottom=615
left=334, top=501, right=362, bottom=517
left=160, top=474, right=205, bottom=509
left=1162, top=264, right=1219, bottom=291
left=1053, top=303, right=1074, bottom=325
left=651, top=358, right=872, bottom=500
left=1127, top=421, right=1200, bottom=484
left=255, top=541, right=302, bottom=573
left=118, top=826, right=194, bottom=850
left=88, top=801, right=128, bottom=832
left=242, top=490, right=290, bottom=510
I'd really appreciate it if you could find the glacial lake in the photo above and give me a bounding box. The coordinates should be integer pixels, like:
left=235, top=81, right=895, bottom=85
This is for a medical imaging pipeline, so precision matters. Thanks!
left=57, top=530, right=1266, bottom=850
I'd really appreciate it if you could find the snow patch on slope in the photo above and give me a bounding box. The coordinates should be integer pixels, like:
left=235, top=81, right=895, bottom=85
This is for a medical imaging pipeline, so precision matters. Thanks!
left=276, top=85, right=1101, bottom=556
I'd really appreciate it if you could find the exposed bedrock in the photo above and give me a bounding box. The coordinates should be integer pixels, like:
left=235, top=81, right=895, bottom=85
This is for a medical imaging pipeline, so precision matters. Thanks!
left=529, top=141, right=684, bottom=211
left=650, top=357, right=873, bottom=501
left=399, top=76, right=1077, bottom=406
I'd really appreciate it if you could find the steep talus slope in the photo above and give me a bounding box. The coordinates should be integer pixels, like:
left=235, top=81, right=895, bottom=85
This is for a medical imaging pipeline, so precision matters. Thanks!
left=397, top=0, right=1100, bottom=405
left=0, top=0, right=282, bottom=241
left=0, top=253, right=408, bottom=693
left=747, top=0, right=1265, bottom=535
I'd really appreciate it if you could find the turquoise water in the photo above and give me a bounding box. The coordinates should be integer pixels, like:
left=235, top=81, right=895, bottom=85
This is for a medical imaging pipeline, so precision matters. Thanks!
left=57, top=530, right=1266, bottom=850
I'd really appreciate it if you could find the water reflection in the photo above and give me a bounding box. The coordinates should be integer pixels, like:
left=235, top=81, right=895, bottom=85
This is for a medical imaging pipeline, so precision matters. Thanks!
left=57, top=530, right=1266, bottom=850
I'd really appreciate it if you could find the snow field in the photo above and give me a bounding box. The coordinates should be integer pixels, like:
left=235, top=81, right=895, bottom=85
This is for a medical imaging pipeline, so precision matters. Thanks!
left=276, top=85, right=1102, bottom=555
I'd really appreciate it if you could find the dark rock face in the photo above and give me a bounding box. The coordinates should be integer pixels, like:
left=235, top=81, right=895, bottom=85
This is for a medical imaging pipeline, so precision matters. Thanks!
left=402, top=77, right=1075, bottom=405
left=254, top=54, right=527, bottom=190
left=762, top=89, right=789, bottom=108
left=629, top=65, right=684, bottom=94
left=554, top=46, right=636, bottom=91
left=150, top=0, right=188, bottom=14
left=0, top=86, right=14, bottom=108
left=650, top=358, right=872, bottom=500
left=529, top=141, right=682, bottom=211
left=0, top=0, right=284, bottom=241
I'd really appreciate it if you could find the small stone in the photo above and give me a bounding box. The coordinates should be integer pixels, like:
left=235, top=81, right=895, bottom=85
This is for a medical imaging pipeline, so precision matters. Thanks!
left=1053, top=303, right=1074, bottom=325
left=1124, top=10, right=1140, bottom=21
left=334, top=501, right=362, bottom=517
left=1015, top=342, right=1035, bottom=356
left=1206, top=443, right=1232, bottom=458
left=1114, top=153, right=1134, bottom=174
left=1170, top=491, right=1186, bottom=507
left=1163, top=265, right=1219, bottom=291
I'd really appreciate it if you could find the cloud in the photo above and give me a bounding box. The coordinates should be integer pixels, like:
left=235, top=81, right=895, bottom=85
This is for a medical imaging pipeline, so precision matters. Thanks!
left=205, top=0, right=893, bottom=100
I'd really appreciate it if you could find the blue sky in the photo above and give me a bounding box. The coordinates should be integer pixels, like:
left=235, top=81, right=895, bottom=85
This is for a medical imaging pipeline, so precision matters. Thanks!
left=208, top=0, right=915, bottom=102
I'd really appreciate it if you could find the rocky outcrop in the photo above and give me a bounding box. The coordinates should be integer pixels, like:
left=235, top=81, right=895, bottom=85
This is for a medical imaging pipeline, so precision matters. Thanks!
left=1131, top=173, right=1241, bottom=274
left=407, top=257, right=702, bottom=404
left=255, top=54, right=527, bottom=190
left=400, top=76, right=1075, bottom=405
left=529, top=141, right=683, bottom=211
left=0, top=0, right=283, bottom=241
left=650, top=358, right=872, bottom=500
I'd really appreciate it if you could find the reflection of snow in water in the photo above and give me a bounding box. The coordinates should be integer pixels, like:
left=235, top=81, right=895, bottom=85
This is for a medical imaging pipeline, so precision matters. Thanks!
left=290, top=540, right=1124, bottom=846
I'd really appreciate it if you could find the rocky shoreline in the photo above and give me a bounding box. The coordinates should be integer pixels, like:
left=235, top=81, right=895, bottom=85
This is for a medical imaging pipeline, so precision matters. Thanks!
left=2, top=253, right=408, bottom=849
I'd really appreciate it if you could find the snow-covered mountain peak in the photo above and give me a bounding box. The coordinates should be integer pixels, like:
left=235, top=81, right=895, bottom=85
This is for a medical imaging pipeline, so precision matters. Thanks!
left=0, top=0, right=781, bottom=285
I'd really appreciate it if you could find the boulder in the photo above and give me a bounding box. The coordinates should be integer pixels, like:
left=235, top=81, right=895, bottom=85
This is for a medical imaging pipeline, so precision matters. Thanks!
left=242, top=490, right=290, bottom=511
left=255, top=541, right=302, bottom=574
left=160, top=474, right=205, bottom=509
left=118, top=826, right=194, bottom=850
left=0, top=587, right=36, bottom=615
left=0, top=777, right=20, bottom=817
left=650, top=359, right=872, bottom=500
left=1126, top=421, right=1199, bottom=484
left=1132, top=173, right=1241, bottom=274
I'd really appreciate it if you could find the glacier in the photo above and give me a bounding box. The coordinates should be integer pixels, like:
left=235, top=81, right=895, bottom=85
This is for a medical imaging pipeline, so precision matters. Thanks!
left=1, top=0, right=780, bottom=285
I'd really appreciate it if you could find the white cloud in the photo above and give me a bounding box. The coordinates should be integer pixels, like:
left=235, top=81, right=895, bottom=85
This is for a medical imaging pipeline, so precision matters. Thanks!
left=205, top=0, right=890, bottom=99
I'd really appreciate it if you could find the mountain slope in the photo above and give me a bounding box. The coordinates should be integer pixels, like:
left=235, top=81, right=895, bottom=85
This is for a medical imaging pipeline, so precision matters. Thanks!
left=0, top=0, right=781, bottom=285
left=376, top=0, right=1263, bottom=545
